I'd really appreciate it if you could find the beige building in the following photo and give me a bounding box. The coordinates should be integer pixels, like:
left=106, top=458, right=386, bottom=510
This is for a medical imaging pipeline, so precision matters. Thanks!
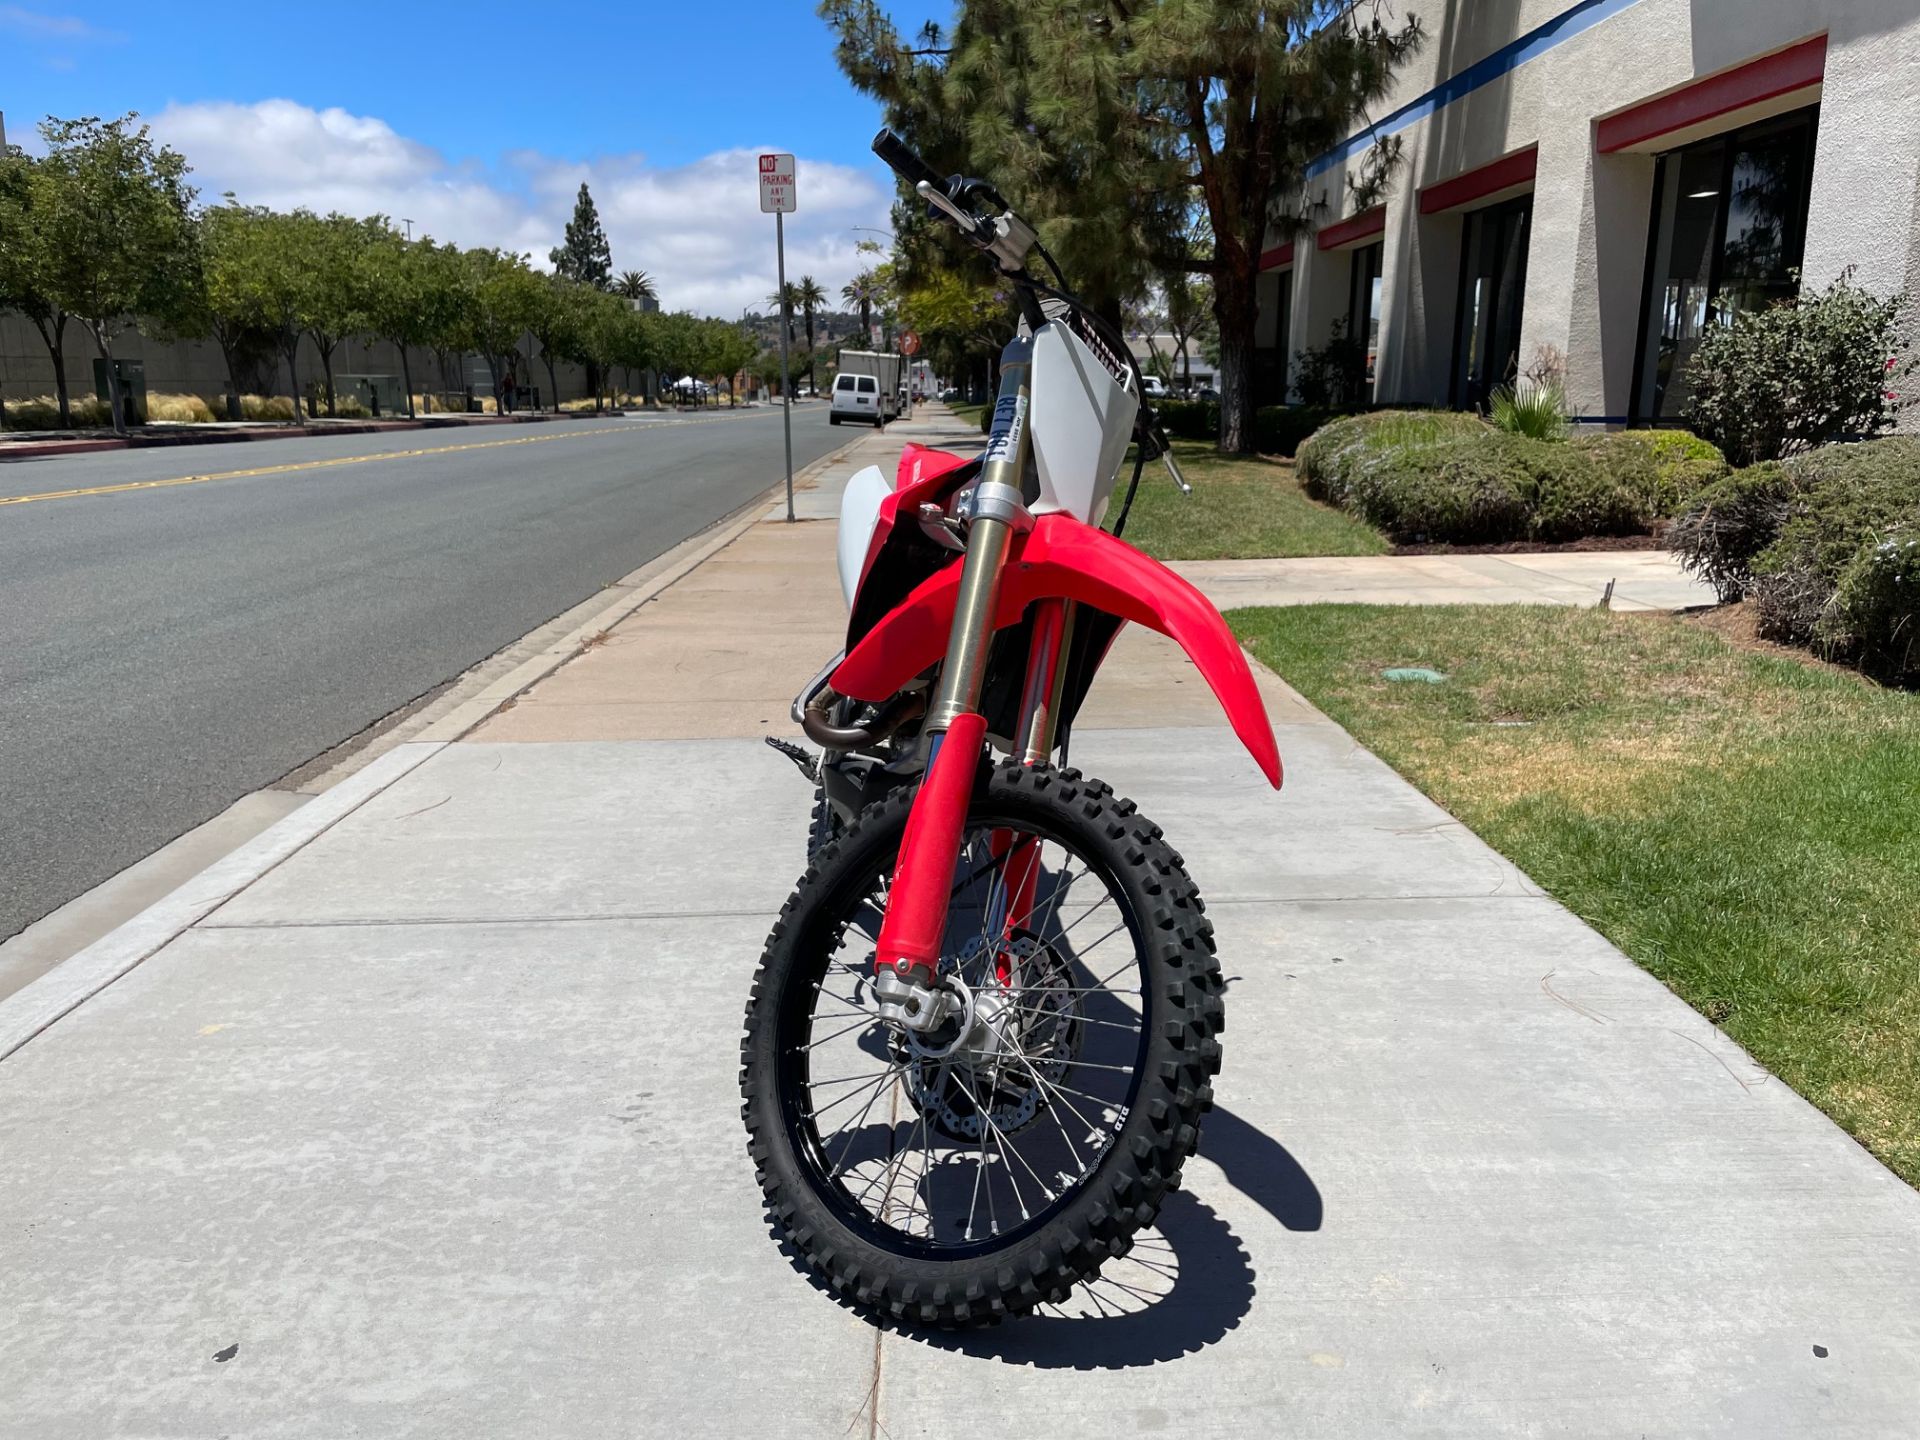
left=1256, top=0, right=1920, bottom=424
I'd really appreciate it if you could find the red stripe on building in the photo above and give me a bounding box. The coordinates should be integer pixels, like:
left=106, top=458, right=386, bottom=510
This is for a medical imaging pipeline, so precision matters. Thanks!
left=1419, top=147, right=1539, bottom=215
left=1317, top=206, right=1387, bottom=252
left=1597, top=34, right=1827, bottom=153
left=1259, top=242, right=1295, bottom=271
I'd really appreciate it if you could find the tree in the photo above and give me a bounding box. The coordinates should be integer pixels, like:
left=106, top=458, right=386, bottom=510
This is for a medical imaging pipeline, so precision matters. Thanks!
left=26, top=114, right=197, bottom=435
left=705, top=322, right=758, bottom=405
left=193, top=202, right=279, bottom=420
left=795, top=275, right=828, bottom=392
left=1164, top=271, right=1217, bottom=394
left=527, top=273, right=590, bottom=411
left=361, top=221, right=436, bottom=419
left=417, top=240, right=476, bottom=407
left=842, top=270, right=882, bottom=340
left=463, top=248, right=543, bottom=412
left=823, top=1, right=1422, bottom=452
left=297, top=212, right=376, bottom=417
left=767, top=281, right=801, bottom=344
left=614, top=269, right=656, bottom=302
left=0, top=146, right=80, bottom=428
left=551, top=182, right=613, bottom=290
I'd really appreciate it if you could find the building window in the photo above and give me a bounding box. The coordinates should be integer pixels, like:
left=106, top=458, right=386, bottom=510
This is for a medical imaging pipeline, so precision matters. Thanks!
left=1451, top=194, right=1533, bottom=410
left=1347, top=242, right=1384, bottom=400
left=1633, top=107, right=1819, bottom=423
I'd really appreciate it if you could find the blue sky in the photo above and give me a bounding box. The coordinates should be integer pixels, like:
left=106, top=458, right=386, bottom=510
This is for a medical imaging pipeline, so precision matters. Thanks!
left=0, top=2, right=954, bottom=315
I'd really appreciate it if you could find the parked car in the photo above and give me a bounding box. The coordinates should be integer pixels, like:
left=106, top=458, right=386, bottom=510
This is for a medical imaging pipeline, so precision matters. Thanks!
left=1195, top=385, right=1220, bottom=402
left=1141, top=375, right=1169, bottom=399
left=830, top=371, right=885, bottom=426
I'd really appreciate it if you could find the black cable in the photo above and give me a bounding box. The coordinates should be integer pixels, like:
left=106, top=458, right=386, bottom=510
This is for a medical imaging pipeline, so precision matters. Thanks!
left=1110, top=441, right=1150, bottom=538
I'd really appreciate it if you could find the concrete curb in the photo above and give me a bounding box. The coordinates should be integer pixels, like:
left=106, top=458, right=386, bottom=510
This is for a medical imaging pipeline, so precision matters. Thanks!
left=0, top=742, right=445, bottom=1062
left=0, top=403, right=794, bottom=463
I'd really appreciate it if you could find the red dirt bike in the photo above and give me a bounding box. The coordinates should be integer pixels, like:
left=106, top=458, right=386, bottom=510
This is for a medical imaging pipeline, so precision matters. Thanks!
left=741, top=131, right=1282, bottom=1328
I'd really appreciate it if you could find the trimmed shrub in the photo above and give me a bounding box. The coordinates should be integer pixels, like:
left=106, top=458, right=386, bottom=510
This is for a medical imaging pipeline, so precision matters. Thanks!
left=1668, top=462, right=1794, bottom=601
left=1576, top=429, right=1730, bottom=517
left=1349, top=433, right=1535, bottom=543
left=1524, top=440, right=1644, bottom=541
left=1751, top=438, right=1920, bottom=644
left=1820, top=526, right=1920, bottom=681
left=1682, top=273, right=1913, bottom=465
left=1297, top=409, right=1487, bottom=507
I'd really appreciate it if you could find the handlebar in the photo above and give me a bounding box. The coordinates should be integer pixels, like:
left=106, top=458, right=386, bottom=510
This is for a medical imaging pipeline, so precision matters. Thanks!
left=871, top=127, right=1191, bottom=498
left=872, top=129, right=951, bottom=198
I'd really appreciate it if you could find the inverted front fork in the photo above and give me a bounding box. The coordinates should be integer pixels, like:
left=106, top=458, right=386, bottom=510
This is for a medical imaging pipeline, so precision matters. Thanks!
left=873, top=342, right=1055, bottom=1029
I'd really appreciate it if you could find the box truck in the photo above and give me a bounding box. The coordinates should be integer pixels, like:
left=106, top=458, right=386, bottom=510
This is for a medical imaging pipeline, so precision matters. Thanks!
left=832, top=350, right=905, bottom=426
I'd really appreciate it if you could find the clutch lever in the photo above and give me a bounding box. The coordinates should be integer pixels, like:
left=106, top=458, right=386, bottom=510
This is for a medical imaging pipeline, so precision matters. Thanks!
left=915, top=179, right=980, bottom=237
left=1162, top=446, right=1192, bottom=496
left=1142, top=421, right=1192, bottom=496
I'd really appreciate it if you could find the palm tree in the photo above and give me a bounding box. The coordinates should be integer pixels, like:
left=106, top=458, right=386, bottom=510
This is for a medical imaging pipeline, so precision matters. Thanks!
left=615, top=269, right=655, bottom=302
left=842, top=272, right=880, bottom=341
left=796, top=275, right=828, bottom=393
left=767, top=282, right=801, bottom=344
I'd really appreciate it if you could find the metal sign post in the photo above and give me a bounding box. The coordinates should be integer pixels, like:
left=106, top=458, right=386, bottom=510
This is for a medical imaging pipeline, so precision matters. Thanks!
left=760, top=153, right=798, bottom=522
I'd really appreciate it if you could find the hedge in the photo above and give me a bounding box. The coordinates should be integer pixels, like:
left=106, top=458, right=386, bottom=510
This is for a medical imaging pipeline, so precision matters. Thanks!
left=1296, top=411, right=1733, bottom=545
left=1672, top=436, right=1920, bottom=680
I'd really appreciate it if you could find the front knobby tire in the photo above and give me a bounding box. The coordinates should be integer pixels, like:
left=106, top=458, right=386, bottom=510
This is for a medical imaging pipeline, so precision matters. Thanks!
left=739, top=761, right=1224, bottom=1328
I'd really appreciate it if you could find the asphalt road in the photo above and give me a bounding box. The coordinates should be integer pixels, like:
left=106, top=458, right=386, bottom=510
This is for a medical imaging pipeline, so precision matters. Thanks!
left=0, top=405, right=847, bottom=942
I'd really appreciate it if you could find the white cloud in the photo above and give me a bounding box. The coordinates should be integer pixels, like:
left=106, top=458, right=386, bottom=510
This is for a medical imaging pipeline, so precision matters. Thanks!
left=0, top=5, right=122, bottom=41
left=149, top=99, right=894, bottom=318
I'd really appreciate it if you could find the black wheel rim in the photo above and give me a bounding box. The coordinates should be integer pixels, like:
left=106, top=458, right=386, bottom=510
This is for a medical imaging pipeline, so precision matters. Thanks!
left=774, top=805, right=1153, bottom=1260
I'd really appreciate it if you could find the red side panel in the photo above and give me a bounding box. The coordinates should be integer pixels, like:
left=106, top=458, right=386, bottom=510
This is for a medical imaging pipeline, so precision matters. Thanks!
left=832, top=516, right=1283, bottom=789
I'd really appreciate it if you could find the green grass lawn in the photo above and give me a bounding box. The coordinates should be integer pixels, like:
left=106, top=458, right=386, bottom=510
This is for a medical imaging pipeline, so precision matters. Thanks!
left=1233, top=603, right=1920, bottom=1185
left=1117, top=441, right=1388, bottom=560
left=949, top=402, right=987, bottom=431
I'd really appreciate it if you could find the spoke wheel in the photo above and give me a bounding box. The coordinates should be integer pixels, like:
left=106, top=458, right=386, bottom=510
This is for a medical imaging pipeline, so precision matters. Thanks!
left=740, top=761, right=1222, bottom=1327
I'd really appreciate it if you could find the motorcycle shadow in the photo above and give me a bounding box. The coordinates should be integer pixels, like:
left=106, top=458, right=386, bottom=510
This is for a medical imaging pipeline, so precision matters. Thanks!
left=911, top=1104, right=1322, bottom=1369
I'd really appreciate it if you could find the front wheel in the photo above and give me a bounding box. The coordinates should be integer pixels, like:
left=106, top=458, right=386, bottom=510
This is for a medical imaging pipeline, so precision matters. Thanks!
left=740, top=761, right=1223, bottom=1327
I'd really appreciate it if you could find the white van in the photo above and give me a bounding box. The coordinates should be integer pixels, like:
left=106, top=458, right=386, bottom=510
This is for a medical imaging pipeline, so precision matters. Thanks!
left=831, top=372, right=885, bottom=427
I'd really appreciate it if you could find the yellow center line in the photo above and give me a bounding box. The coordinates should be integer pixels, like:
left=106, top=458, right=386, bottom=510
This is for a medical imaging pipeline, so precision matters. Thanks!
left=0, top=416, right=755, bottom=509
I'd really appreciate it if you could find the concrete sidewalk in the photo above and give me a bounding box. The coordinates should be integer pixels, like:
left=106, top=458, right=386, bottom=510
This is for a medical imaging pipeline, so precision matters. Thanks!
left=1175, top=547, right=1713, bottom=611
left=2, top=408, right=1916, bottom=1436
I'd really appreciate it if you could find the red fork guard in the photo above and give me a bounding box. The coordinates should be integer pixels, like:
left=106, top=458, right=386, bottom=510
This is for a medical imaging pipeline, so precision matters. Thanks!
left=874, top=712, right=988, bottom=984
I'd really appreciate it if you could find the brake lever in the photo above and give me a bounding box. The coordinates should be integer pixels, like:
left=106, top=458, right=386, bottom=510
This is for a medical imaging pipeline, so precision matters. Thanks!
left=915, top=179, right=979, bottom=236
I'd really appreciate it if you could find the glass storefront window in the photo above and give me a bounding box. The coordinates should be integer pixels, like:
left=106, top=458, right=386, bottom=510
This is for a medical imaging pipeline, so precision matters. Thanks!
left=1347, top=242, right=1384, bottom=400
left=1451, top=194, right=1534, bottom=409
left=1634, top=107, right=1818, bottom=422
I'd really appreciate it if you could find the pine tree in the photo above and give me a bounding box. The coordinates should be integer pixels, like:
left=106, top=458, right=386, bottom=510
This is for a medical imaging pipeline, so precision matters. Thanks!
left=551, top=182, right=613, bottom=290
left=822, top=1, right=1421, bottom=453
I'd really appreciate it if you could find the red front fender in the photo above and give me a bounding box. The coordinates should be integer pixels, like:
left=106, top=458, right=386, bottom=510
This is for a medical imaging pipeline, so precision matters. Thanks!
left=832, top=514, right=1282, bottom=788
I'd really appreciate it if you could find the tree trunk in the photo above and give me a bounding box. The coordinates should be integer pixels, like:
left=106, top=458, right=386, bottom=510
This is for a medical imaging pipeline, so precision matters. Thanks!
left=399, top=346, right=416, bottom=419
left=284, top=333, right=305, bottom=422
left=318, top=341, right=337, bottom=417
left=1212, top=263, right=1258, bottom=454
left=30, top=314, right=73, bottom=427
left=89, top=325, right=127, bottom=438
left=544, top=354, right=559, bottom=413
left=218, top=335, right=243, bottom=421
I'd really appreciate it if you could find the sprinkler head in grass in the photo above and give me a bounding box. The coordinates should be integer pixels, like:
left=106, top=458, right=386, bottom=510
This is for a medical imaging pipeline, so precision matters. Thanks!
left=1381, top=667, right=1448, bottom=684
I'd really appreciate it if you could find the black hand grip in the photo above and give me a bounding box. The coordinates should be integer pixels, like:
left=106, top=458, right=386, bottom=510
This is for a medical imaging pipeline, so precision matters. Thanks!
left=872, top=128, right=949, bottom=196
